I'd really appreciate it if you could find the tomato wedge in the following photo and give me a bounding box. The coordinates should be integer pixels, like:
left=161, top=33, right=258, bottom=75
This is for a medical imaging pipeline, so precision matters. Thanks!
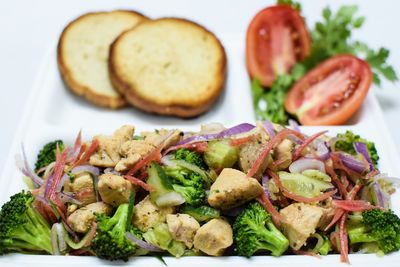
left=285, top=55, right=372, bottom=125
left=246, top=5, right=311, bottom=87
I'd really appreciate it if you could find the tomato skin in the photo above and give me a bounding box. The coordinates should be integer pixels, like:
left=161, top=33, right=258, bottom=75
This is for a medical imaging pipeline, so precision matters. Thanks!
left=285, top=54, right=372, bottom=126
left=246, top=5, right=311, bottom=87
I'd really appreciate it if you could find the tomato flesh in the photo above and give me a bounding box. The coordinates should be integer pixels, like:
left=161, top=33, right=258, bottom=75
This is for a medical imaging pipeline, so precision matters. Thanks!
left=246, top=5, right=310, bottom=87
left=285, top=55, right=372, bottom=125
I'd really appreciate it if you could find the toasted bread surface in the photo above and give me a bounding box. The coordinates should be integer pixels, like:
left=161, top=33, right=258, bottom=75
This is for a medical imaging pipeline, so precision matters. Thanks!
left=58, top=10, right=148, bottom=109
left=109, top=18, right=226, bottom=117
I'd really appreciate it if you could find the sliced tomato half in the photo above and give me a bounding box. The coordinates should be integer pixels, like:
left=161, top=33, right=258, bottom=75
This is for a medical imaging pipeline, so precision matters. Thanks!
left=285, top=54, right=372, bottom=125
left=246, top=5, right=311, bottom=87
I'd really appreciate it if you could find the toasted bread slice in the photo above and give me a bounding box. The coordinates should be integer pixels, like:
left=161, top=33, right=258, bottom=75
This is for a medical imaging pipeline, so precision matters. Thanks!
left=109, top=18, right=226, bottom=117
left=58, top=11, right=148, bottom=109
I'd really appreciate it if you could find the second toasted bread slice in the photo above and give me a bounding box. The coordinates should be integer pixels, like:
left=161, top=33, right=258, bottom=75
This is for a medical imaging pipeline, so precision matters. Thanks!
left=109, top=18, right=226, bottom=117
left=58, top=10, right=148, bottom=109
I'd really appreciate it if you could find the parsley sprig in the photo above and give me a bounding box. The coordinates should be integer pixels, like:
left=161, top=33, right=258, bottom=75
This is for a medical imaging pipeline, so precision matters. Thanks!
left=252, top=64, right=305, bottom=124
left=305, top=5, right=398, bottom=85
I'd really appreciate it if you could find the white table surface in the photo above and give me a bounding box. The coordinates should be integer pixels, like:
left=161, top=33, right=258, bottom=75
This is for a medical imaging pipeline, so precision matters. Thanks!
left=0, top=0, right=399, bottom=173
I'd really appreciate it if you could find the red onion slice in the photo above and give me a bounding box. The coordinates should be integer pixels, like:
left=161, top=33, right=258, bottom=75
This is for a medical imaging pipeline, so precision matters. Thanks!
left=288, top=119, right=301, bottom=133
left=262, top=174, right=271, bottom=199
left=51, top=223, right=67, bottom=255
left=315, top=140, right=330, bottom=161
left=44, top=174, right=55, bottom=198
left=56, top=165, right=100, bottom=193
left=126, top=232, right=164, bottom=252
left=208, top=122, right=255, bottom=138
left=337, top=152, right=368, bottom=173
left=262, top=120, right=275, bottom=138
left=176, top=123, right=255, bottom=145
left=354, top=142, right=374, bottom=171
left=16, top=144, right=44, bottom=187
left=289, top=158, right=326, bottom=174
left=370, top=181, right=390, bottom=209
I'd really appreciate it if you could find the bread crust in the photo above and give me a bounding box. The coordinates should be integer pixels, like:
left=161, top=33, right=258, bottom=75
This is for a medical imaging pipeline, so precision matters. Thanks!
left=109, top=17, right=227, bottom=117
left=57, top=10, right=148, bottom=109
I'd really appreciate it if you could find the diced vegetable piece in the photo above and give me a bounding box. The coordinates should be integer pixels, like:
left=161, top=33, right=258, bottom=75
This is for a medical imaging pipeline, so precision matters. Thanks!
left=302, top=169, right=331, bottom=182
left=143, top=223, right=186, bottom=257
left=180, top=205, right=220, bottom=222
left=318, top=235, right=332, bottom=255
left=147, top=162, right=185, bottom=207
left=278, top=171, right=333, bottom=198
left=204, top=140, right=239, bottom=169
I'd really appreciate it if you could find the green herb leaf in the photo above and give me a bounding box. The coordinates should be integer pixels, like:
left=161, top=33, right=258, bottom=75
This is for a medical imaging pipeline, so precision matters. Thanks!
left=277, top=0, right=302, bottom=11
left=353, top=42, right=399, bottom=84
left=251, top=64, right=305, bottom=125
left=155, top=255, right=167, bottom=265
left=306, top=5, right=398, bottom=85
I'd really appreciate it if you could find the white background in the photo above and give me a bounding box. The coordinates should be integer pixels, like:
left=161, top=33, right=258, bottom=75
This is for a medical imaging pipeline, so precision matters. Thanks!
left=0, top=0, right=399, bottom=173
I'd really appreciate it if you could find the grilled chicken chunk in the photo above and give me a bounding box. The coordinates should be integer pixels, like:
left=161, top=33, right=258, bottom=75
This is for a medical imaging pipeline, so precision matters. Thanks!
left=193, top=218, right=233, bottom=256
left=132, top=196, right=174, bottom=232
left=208, top=168, right=263, bottom=210
left=166, top=213, right=200, bottom=248
left=280, top=203, right=324, bottom=250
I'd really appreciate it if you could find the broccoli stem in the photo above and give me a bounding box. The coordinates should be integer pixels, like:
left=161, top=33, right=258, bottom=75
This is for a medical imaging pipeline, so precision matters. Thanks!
left=348, top=226, right=378, bottom=244
left=261, top=221, right=290, bottom=256
left=318, top=236, right=332, bottom=255
left=107, top=204, right=129, bottom=244
left=246, top=219, right=288, bottom=256
left=11, top=207, right=52, bottom=254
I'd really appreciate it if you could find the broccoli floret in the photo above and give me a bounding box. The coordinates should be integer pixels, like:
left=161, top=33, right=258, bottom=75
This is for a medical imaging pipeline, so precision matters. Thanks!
left=233, top=202, right=289, bottom=257
left=35, top=140, right=64, bottom=172
left=335, top=131, right=379, bottom=166
left=165, top=167, right=206, bottom=206
left=91, top=203, right=138, bottom=261
left=175, top=149, right=207, bottom=170
left=348, top=209, right=400, bottom=254
left=163, top=149, right=209, bottom=205
left=0, top=191, right=52, bottom=255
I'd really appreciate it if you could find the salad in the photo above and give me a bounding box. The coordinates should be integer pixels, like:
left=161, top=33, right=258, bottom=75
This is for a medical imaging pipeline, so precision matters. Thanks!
left=0, top=122, right=399, bottom=263
left=248, top=0, right=398, bottom=125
